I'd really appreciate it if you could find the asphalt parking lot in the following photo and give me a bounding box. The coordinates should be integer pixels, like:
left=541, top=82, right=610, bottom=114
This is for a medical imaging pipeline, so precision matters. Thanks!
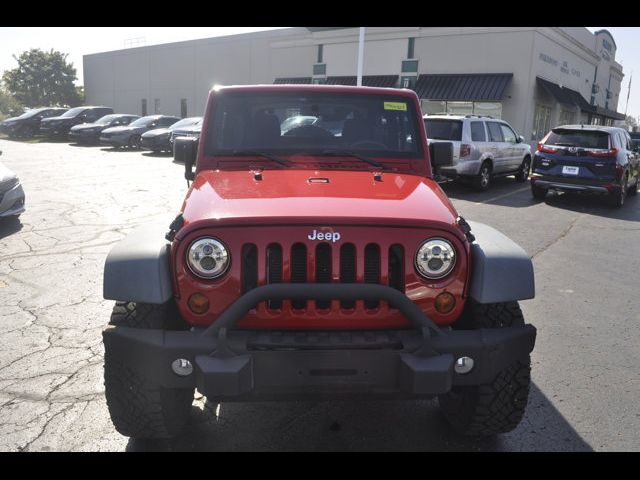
left=0, top=137, right=639, bottom=451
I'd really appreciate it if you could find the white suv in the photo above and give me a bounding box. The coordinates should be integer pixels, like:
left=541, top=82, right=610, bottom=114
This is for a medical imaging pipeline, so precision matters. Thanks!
left=424, top=114, right=532, bottom=190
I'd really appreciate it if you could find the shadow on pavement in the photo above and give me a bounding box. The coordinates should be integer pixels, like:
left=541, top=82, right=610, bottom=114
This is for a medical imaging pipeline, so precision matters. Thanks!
left=443, top=176, right=535, bottom=209
left=126, top=382, right=592, bottom=452
left=539, top=189, right=640, bottom=222
left=0, top=216, right=23, bottom=239
left=100, top=147, right=139, bottom=153
left=142, top=151, right=172, bottom=158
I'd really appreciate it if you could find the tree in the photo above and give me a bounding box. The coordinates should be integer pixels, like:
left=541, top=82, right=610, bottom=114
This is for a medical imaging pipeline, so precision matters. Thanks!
left=0, top=89, right=23, bottom=120
left=2, top=48, right=82, bottom=108
left=624, top=115, right=637, bottom=131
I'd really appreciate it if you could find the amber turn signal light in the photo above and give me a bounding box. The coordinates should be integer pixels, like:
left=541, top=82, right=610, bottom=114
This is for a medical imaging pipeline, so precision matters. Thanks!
left=434, top=292, right=456, bottom=314
left=188, top=293, right=210, bottom=314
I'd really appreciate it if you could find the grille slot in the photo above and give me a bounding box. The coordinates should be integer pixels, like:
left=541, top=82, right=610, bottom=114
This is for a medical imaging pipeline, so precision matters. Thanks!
left=291, top=243, right=307, bottom=309
left=266, top=244, right=283, bottom=309
left=241, top=244, right=258, bottom=294
left=364, top=244, right=380, bottom=309
left=388, top=244, right=405, bottom=308
left=315, top=243, right=332, bottom=309
left=340, top=243, right=357, bottom=309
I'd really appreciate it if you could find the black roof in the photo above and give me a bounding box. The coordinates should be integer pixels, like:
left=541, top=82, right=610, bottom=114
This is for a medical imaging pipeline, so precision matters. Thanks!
left=324, top=75, right=398, bottom=88
left=414, top=73, right=513, bottom=101
left=274, top=77, right=312, bottom=85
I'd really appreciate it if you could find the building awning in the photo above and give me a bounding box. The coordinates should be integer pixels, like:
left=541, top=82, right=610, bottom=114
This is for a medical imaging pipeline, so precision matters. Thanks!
left=274, top=77, right=312, bottom=84
left=414, top=73, right=513, bottom=101
left=536, top=77, right=577, bottom=106
left=324, top=75, right=398, bottom=88
left=595, top=106, right=626, bottom=120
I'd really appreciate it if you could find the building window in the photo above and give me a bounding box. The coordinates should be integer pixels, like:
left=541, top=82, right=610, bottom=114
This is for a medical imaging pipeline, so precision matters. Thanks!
left=313, top=63, right=326, bottom=76
left=141, top=99, right=147, bottom=116
left=312, top=78, right=325, bottom=85
left=181, top=99, right=187, bottom=118
left=407, top=38, right=415, bottom=59
left=447, top=102, right=474, bottom=115
left=401, top=60, right=419, bottom=73
left=591, top=116, right=602, bottom=126
left=559, top=109, right=575, bottom=126
left=532, top=104, right=551, bottom=141
left=473, top=102, right=502, bottom=118
left=154, top=98, right=160, bottom=114
left=317, top=44, right=323, bottom=64
left=421, top=100, right=446, bottom=115
left=401, top=76, right=416, bottom=89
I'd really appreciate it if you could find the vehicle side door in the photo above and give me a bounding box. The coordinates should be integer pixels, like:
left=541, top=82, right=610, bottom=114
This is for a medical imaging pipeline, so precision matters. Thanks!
left=486, top=121, right=507, bottom=172
left=499, top=123, right=520, bottom=170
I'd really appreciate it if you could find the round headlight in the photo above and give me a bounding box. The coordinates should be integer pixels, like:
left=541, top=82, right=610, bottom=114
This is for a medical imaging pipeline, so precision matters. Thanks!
left=415, top=238, right=456, bottom=280
left=186, top=237, right=230, bottom=279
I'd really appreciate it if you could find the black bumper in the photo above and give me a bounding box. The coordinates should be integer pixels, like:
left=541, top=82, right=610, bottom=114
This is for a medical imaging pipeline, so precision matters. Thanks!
left=103, top=284, right=536, bottom=401
left=531, top=175, right=614, bottom=194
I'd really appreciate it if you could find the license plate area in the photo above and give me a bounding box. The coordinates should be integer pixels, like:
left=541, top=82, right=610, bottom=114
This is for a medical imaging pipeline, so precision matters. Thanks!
left=562, top=166, right=579, bottom=175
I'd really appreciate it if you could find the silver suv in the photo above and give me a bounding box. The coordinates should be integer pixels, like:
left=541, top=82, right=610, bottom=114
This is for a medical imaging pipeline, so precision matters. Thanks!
left=424, top=114, right=532, bottom=190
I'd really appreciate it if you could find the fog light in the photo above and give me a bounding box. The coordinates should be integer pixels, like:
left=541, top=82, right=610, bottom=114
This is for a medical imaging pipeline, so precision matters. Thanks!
left=434, top=292, right=456, bottom=313
left=455, top=356, right=474, bottom=375
left=171, top=358, right=193, bottom=377
left=188, top=293, right=209, bottom=314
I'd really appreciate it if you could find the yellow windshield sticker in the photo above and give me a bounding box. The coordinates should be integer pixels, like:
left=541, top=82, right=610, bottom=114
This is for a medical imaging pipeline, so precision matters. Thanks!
left=384, top=102, right=407, bottom=111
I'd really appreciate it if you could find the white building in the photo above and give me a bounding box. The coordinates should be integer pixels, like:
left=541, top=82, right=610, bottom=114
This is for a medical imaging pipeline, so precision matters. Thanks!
left=83, top=27, right=625, bottom=144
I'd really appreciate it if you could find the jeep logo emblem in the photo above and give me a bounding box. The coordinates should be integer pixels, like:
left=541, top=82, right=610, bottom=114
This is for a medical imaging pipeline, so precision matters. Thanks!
left=308, top=229, right=341, bottom=243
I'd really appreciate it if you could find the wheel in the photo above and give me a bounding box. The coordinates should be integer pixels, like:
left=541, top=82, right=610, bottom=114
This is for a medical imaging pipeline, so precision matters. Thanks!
left=438, top=300, right=531, bottom=436
left=128, top=135, right=141, bottom=149
left=472, top=161, right=492, bottom=191
left=531, top=184, right=547, bottom=200
left=104, top=301, right=194, bottom=439
left=514, top=156, right=531, bottom=183
left=607, top=174, right=627, bottom=208
left=627, top=174, right=638, bottom=196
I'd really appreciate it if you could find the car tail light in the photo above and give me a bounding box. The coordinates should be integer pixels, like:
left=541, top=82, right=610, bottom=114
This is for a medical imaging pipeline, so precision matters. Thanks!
left=537, top=143, right=558, bottom=154
left=588, top=147, right=618, bottom=157
left=460, top=144, right=471, bottom=158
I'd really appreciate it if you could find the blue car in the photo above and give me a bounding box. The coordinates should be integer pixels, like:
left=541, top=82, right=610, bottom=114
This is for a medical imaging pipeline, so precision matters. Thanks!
left=531, top=125, right=640, bottom=208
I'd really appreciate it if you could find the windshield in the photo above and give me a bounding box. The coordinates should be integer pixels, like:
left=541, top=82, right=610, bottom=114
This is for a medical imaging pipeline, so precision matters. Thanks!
left=206, top=92, right=422, bottom=158
left=424, top=119, right=463, bottom=141
left=16, top=108, right=46, bottom=119
left=547, top=129, right=609, bottom=149
left=60, top=107, right=87, bottom=118
left=169, top=117, right=202, bottom=130
left=95, top=114, right=119, bottom=125
left=129, top=116, right=158, bottom=128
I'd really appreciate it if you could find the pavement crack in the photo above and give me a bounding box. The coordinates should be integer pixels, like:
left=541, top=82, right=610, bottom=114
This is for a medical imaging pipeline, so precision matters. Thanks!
left=531, top=214, right=583, bottom=259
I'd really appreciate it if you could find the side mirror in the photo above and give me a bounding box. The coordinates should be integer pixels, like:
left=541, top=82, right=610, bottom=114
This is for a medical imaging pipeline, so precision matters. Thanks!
left=429, top=141, right=453, bottom=168
left=174, top=137, right=199, bottom=181
left=517, top=135, right=525, bottom=143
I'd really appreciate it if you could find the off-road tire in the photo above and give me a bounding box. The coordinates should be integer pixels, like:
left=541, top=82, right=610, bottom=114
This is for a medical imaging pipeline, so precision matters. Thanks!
left=531, top=184, right=547, bottom=200
left=104, top=301, right=194, bottom=439
left=514, top=156, right=531, bottom=183
left=438, top=300, right=531, bottom=436
left=472, top=161, right=492, bottom=191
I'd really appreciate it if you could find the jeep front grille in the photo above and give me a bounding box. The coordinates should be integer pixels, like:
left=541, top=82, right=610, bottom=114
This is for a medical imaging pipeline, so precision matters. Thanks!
left=240, top=241, right=405, bottom=312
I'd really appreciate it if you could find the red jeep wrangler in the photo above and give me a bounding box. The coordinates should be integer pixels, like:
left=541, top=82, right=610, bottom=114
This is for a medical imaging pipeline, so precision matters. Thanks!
left=103, top=85, right=536, bottom=439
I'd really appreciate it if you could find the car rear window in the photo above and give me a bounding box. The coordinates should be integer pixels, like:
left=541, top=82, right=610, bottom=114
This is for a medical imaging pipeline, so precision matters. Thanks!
left=424, top=119, right=462, bottom=141
left=546, top=130, right=609, bottom=149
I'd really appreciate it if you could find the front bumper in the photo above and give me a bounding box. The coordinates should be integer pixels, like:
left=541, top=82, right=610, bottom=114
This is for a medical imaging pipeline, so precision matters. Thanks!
left=0, top=182, right=26, bottom=217
left=100, top=135, right=129, bottom=147
left=141, top=136, right=170, bottom=151
left=69, top=131, right=100, bottom=143
left=103, top=284, right=536, bottom=401
left=40, top=125, right=69, bottom=136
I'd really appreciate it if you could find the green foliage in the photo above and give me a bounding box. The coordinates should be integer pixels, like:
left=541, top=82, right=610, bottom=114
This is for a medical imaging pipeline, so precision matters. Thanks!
left=2, top=48, right=82, bottom=108
left=0, top=88, right=23, bottom=120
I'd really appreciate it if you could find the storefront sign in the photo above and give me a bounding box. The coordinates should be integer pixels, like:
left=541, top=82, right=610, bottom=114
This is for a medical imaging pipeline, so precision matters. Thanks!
left=539, top=52, right=582, bottom=78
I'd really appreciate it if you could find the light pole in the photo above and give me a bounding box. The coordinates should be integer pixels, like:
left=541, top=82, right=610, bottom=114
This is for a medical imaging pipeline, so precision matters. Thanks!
left=357, top=27, right=365, bottom=86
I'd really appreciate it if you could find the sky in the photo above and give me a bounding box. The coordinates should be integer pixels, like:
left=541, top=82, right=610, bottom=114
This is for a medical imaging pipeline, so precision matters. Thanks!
left=0, top=27, right=638, bottom=119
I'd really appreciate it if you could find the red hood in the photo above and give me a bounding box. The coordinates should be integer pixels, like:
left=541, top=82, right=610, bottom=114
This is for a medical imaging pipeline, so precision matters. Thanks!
left=179, top=169, right=460, bottom=234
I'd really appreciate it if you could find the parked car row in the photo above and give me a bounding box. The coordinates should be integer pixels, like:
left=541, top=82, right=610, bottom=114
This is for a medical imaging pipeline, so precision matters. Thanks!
left=423, top=113, right=639, bottom=208
left=0, top=150, right=25, bottom=219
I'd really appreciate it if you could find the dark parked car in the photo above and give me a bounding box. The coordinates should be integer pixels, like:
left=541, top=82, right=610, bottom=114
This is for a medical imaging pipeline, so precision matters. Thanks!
left=141, top=117, right=202, bottom=153
left=40, top=106, right=114, bottom=137
left=100, top=115, right=180, bottom=149
left=0, top=107, right=68, bottom=138
left=169, top=120, right=202, bottom=150
left=69, top=114, right=140, bottom=145
left=531, top=125, right=640, bottom=207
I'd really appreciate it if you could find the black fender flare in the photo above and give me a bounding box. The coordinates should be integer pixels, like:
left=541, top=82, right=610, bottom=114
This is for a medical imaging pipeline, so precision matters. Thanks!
left=103, top=223, right=173, bottom=304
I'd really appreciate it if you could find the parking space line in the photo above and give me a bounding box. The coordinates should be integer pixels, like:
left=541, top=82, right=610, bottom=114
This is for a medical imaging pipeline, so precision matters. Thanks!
left=473, top=186, right=530, bottom=205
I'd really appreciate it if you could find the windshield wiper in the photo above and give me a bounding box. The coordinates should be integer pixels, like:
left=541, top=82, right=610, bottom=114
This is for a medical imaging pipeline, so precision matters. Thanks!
left=318, top=150, right=391, bottom=170
left=230, top=150, right=290, bottom=167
